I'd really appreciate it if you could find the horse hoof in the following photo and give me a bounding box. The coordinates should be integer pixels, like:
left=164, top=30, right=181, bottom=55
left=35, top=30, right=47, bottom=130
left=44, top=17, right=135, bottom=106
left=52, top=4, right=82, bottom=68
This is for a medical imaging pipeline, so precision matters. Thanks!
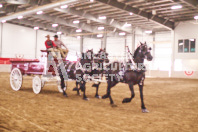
left=95, top=95, right=101, bottom=99
left=122, top=98, right=131, bottom=103
left=111, top=104, right=117, bottom=107
left=63, top=94, right=68, bottom=97
left=77, top=93, right=81, bottom=96
left=83, top=98, right=89, bottom=101
left=73, top=88, right=78, bottom=91
left=142, top=109, right=149, bottom=113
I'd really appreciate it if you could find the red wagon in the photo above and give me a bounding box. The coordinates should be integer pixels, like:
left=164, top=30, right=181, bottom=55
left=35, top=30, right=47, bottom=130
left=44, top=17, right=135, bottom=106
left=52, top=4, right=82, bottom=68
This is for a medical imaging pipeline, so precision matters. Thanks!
left=9, top=50, right=66, bottom=94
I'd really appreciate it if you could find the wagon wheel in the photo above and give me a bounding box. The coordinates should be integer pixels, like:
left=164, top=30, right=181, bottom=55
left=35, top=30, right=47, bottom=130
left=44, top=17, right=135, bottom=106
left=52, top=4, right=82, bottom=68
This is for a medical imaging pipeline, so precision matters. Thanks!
left=10, top=68, right=23, bottom=91
left=32, top=76, right=42, bottom=94
left=57, top=80, right=66, bottom=93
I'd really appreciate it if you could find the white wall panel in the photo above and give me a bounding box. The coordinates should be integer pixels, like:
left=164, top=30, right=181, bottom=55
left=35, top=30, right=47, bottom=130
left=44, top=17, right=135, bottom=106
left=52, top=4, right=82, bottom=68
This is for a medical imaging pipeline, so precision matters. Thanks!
left=83, top=38, right=101, bottom=53
left=2, top=23, right=36, bottom=58
left=152, top=31, right=172, bottom=71
left=106, top=37, right=125, bottom=61
left=61, top=36, right=80, bottom=61
left=135, top=28, right=153, bottom=48
left=126, top=35, right=132, bottom=52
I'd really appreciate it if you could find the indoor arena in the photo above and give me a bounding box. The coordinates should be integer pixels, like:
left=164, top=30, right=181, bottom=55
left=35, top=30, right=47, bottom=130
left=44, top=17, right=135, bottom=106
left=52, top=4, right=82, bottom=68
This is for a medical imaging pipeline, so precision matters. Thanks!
left=0, top=0, right=198, bottom=132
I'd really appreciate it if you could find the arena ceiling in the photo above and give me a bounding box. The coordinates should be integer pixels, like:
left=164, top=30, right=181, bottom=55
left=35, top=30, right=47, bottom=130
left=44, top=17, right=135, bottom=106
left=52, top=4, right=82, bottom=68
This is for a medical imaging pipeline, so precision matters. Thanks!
left=0, top=0, right=197, bottom=37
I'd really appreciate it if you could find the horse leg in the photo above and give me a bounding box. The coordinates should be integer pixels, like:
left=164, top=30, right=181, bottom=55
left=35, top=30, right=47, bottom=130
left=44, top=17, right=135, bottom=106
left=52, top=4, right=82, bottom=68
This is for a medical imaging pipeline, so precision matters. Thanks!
left=61, top=79, right=67, bottom=97
left=102, top=80, right=117, bottom=107
left=122, top=82, right=135, bottom=103
left=73, top=81, right=81, bottom=95
left=138, top=84, right=149, bottom=113
left=80, top=81, right=88, bottom=101
left=73, top=81, right=78, bottom=91
left=102, top=80, right=117, bottom=99
left=58, top=66, right=67, bottom=97
left=92, top=82, right=101, bottom=98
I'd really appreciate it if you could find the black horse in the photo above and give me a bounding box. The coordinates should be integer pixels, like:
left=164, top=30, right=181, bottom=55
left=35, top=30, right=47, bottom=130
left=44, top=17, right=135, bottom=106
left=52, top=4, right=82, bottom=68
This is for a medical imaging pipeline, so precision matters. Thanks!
left=73, top=48, right=109, bottom=99
left=102, top=42, right=153, bottom=113
left=58, top=49, right=95, bottom=100
left=91, top=48, right=109, bottom=98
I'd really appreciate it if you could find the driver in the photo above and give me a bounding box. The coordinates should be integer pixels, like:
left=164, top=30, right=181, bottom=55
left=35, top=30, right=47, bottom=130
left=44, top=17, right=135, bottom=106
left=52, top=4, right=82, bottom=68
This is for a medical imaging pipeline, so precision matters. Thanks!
left=53, top=35, right=69, bottom=59
left=45, top=35, right=61, bottom=59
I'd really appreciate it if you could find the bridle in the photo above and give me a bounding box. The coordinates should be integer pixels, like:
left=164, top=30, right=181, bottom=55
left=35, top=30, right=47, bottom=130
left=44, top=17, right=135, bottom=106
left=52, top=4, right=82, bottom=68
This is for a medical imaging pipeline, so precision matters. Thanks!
left=139, top=44, right=151, bottom=59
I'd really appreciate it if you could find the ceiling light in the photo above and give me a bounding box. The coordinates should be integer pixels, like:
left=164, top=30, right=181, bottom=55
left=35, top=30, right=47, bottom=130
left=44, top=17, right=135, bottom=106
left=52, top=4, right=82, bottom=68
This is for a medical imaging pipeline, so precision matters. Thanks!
left=76, top=29, right=82, bottom=32
left=129, top=12, right=133, bottom=15
left=1, top=20, right=6, bottom=23
left=99, top=16, right=106, bottom=20
left=18, top=16, right=23, bottom=19
left=152, top=10, right=156, bottom=15
left=77, top=36, right=81, bottom=39
left=52, top=24, right=58, bottom=27
left=98, top=26, right=104, bottom=30
left=97, top=34, right=103, bottom=38
left=57, top=31, right=62, bottom=35
left=171, top=5, right=182, bottom=10
left=119, top=32, right=126, bottom=36
left=124, top=23, right=131, bottom=27
left=90, top=0, right=94, bottom=2
left=36, top=11, right=43, bottom=15
left=60, top=5, right=68, bottom=9
left=34, top=27, right=39, bottom=30
left=194, top=16, right=198, bottom=20
left=73, top=20, right=80, bottom=24
left=0, top=4, right=3, bottom=8
left=145, top=30, right=152, bottom=34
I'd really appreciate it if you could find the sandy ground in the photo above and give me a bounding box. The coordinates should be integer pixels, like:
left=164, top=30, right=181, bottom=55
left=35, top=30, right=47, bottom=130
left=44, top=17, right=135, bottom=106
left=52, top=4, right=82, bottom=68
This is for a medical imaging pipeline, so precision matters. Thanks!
left=0, top=72, right=198, bottom=132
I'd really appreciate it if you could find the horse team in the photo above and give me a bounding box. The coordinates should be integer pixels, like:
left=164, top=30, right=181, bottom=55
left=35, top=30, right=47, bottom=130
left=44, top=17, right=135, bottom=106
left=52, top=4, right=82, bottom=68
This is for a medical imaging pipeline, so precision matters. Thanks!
left=57, top=42, right=153, bottom=113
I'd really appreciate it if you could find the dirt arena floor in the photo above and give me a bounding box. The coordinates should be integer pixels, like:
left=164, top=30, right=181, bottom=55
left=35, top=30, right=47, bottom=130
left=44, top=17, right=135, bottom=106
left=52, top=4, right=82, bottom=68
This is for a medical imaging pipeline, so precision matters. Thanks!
left=0, top=72, right=198, bottom=132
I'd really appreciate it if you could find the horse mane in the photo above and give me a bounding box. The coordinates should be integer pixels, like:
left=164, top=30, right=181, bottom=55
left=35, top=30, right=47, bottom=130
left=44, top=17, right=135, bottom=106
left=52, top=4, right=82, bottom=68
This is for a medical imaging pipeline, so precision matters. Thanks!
left=133, top=46, right=140, bottom=59
left=81, top=53, right=85, bottom=59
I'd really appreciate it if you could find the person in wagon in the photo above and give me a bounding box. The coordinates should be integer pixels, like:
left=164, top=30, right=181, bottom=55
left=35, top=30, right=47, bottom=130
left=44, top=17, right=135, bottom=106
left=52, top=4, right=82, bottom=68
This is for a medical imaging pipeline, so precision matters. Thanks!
left=45, top=35, right=61, bottom=59
left=53, top=35, right=69, bottom=59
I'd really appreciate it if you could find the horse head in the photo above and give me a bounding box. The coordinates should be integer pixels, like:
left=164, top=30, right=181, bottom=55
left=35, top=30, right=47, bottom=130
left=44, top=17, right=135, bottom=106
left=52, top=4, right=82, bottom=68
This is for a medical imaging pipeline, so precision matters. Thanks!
left=82, top=49, right=94, bottom=61
left=95, top=48, right=109, bottom=63
left=133, top=42, right=153, bottom=63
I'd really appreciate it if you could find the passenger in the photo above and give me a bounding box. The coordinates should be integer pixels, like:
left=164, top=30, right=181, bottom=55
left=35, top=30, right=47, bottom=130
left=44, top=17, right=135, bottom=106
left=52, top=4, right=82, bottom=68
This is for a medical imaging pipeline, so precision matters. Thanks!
left=45, top=35, right=61, bottom=59
left=53, top=35, right=69, bottom=59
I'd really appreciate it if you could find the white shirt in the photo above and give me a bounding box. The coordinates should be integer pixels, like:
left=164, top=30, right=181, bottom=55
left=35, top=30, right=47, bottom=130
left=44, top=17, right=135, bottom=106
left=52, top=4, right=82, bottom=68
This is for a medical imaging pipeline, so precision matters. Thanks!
left=54, top=40, right=66, bottom=48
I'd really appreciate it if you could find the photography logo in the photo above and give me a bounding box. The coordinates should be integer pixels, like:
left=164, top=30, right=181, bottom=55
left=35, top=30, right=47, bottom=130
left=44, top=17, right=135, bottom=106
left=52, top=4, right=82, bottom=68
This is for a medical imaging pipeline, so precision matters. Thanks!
left=184, top=71, right=194, bottom=76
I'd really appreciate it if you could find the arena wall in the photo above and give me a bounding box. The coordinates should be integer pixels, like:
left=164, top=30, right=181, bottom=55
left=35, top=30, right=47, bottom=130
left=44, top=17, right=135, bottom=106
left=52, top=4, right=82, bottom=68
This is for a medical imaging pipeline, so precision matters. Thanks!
left=0, top=22, right=197, bottom=79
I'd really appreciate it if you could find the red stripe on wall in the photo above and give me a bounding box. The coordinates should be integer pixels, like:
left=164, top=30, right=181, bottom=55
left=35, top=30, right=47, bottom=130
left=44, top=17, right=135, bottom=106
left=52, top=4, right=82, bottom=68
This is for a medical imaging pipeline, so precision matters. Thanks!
left=0, top=58, right=11, bottom=64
